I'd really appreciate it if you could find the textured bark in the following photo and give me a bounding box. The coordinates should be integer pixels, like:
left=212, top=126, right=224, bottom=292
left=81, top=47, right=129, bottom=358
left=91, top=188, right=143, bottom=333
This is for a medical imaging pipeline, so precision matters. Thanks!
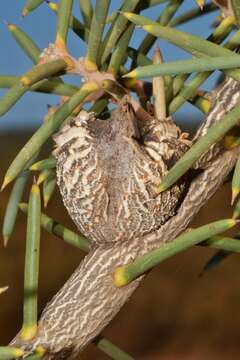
left=10, top=78, right=240, bottom=359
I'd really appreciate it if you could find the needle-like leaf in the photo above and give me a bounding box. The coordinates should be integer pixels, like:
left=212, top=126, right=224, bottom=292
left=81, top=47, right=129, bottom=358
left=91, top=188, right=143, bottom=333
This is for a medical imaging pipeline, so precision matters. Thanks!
left=20, top=182, right=41, bottom=341
left=157, top=103, right=240, bottom=193
left=114, top=219, right=237, bottom=286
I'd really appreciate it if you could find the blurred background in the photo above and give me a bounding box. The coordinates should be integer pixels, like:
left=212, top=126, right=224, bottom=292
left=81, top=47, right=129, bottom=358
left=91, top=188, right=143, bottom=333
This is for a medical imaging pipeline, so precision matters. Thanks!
left=1, top=1, right=240, bottom=359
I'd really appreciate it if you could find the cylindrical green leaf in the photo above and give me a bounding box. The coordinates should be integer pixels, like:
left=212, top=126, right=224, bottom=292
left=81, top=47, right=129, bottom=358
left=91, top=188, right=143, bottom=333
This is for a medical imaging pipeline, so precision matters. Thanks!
left=233, top=197, right=240, bottom=219
left=47, top=1, right=88, bottom=42
left=232, top=0, right=240, bottom=27
left=168, top=16, right=236, bottom=112
left=56, top=0, right=73, bottom=47
left=19, top=203, right=90, bottom=252
left=0, top=82, right=28, bottom=117
left=0, top=347, right=24, bottom=360
left=43, top=176, right=56, bottom=208
left=127, top=47, right=152, bottom=67
left=94, top=336, right=134, bottom=360
left=108, top=23, right=134, bottom=75
left=6, top=23, right=40, bottom=64
left=30, top=156, right=56, bottom=171
left=1, top=82, right=98, bottom=189
left=2, top=171, right=29, bottom=246
left=79, top=0, right=93, bottom=28
left=113, top=219, right=237, bottom=286
left=22, top=0, right=45, bottom=16
left=157, top=103, right=240, bottom=192
left=123, top=12, right=240, bottom=82
left=232, top=156, right=240, bottom=203
left=169, top=2, right=217, bottom=27
left=89, top=98, right=109, bottom=117
left=37, top=169, right=55, bottom=185
left=100, top=0, right=139, bottom=65
left=125, top=55, right=240, bottom=79
left=20, top=183, right=41, bottom=341
left=21, top=59, right=69, bottom=87
left=202, top=235, right=240, bottom=252
left=0, top=76, right=78, bottom=96
left=138, top=0, right=184, bottom=56
left=85, top=0, right=110, bottom=70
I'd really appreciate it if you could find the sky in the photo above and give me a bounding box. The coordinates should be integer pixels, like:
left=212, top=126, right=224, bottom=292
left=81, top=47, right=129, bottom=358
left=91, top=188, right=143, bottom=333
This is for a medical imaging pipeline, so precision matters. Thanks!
left=0, top=0, right=219, bottom=131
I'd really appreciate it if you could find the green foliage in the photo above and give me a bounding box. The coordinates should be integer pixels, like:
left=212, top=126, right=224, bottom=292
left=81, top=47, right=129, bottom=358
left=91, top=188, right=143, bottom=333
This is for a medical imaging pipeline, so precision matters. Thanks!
left=1, top=1, right=240, bottom=358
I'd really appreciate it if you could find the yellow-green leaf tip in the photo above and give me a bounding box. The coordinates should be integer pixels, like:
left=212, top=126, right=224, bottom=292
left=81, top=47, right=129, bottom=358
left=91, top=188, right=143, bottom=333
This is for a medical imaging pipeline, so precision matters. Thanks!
left=44, top=198, right=50, bottom=208
left=195, top=0, right=205, bottom=10
left=30, top=164, right=38, bottom=171
left=19, top=202, right=27, bottom=212
left=113, top=267, right=128, bottom=287
left=6, top=22, right=16, bottom=31
left=47, top=1, right=58, bottom=11
left=155, top=184, right=166, bottom=194
left=122, top=70, right=136, bottom=78
left=22, top=8, right=29, bottom=17
left=1, top=176, right=12, bottom=191
left=231, top=187, right=240, bottom=205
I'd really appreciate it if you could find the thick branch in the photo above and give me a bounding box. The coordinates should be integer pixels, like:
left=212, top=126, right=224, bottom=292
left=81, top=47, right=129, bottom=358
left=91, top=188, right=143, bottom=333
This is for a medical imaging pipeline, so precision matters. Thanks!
left=10, top=78, right=240, bottom=359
